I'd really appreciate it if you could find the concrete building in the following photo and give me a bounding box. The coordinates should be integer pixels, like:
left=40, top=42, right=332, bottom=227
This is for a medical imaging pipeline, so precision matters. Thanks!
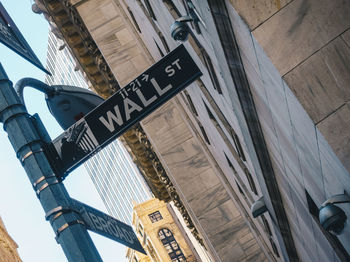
left=0, top=217, right=22, bottom=262
left=126, top=198, right=212, bottom=262
left=45, top=30, right=152, bottom=224
left=35, top=0, right=350, bottom=261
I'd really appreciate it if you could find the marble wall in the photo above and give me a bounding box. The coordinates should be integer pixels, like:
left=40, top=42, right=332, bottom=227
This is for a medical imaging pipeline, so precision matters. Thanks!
left=226, top=1, right=350, bottom=260
left=231, top=0, right=350, bottom=175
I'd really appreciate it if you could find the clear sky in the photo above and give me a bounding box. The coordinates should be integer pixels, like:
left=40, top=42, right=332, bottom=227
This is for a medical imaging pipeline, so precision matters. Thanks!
left=0, top=0, right=127, bottom=261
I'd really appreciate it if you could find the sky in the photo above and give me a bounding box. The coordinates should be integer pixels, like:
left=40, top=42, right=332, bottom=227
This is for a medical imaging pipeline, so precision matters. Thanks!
left=0, top=0, right=127, bottom=261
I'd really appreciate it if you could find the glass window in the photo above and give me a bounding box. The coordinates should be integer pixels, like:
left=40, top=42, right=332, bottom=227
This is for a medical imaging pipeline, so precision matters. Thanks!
left=224, top=152, right=237, bottom=174
left=231, top=132, right=246, bottom=161
left=144, top=0, right=157, bottom=20
left=198, top=122, right=210, bottom=145
left=184, top=90, right=198, bottom=116
left=138, top=223, right=143, bottom=237
left=154, top=39, right=164, bottom=57
left=269, top=238, right=280, bottom=257
left=235, top=180, right=245, bottom=197
left=148, top=211, right=163, bottom=223
left=261, top=215, right=272, bottom=236
left=128, top=7, right=141, bottom=33
left=244, top=168, right=257, bottom=195
left=158, top=228, right=186, bottom=261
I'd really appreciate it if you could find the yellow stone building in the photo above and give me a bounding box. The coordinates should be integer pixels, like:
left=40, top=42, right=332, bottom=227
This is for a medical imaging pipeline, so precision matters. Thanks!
left=0, top=217, right=22, bottom=262
left=126, top=199, right=209, bottom=262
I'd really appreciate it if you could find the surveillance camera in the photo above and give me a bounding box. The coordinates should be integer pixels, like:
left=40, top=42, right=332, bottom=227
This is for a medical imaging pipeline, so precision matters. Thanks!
left=319, top=204, right=347, bottom=235
left=251, top=197, right=268, bottom=218
left=170, top=2, right=204, bottom=42
left=170, top=19, right=191, bottom=42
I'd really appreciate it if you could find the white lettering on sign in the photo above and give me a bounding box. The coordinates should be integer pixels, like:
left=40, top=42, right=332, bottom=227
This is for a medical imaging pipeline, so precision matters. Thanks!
left=165, top=59, right=181, bottom=77
left=152, top=78, right=172, bottom=96
left=98, top=77, right=175, bottom=132
left=136, top=89, right=157, bottom=107
left=124, top=98, right=142, bottom=121
left=87, top=211, right=135, bottom=244
left=98, top=105, right=123, bottom=132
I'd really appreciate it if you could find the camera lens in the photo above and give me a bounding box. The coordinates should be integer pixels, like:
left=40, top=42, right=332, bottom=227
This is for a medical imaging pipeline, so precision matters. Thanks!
left=319, top=204, right=347, bottom=235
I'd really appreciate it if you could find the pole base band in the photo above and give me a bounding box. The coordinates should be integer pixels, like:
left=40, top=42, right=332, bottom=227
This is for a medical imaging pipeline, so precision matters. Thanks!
left=55, top=220, right=85, bottom=240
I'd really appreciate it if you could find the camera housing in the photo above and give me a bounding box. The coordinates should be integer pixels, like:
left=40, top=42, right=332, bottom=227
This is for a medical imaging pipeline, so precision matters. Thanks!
left=319, top=204, right=347, bottom=235
left=170, top=16, right=193, bottom=42
left=251, top=196, right=268, bottom=218
left=318, top=194, right=350, bottom=235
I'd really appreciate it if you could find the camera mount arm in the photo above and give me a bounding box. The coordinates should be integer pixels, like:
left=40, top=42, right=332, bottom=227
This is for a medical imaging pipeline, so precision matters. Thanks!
left=175, top=15, right=194, bottom=23
left=321, top=194, right=350, bottom=207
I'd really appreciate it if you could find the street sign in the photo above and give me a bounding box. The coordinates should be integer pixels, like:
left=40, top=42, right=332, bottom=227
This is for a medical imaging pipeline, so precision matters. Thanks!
left=71, top=199, right=146, bottom=254
left=51, top=44, right=202, bottom=178
left=0, top=2, right=50, bottom=75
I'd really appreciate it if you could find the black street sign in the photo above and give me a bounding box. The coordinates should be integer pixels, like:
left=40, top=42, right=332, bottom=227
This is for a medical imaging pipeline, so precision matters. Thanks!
left=0, top=2, right=50, bottom=75
left=51, top=44, right=202, bottom=178
left=71, top=198, right=146, bottom=254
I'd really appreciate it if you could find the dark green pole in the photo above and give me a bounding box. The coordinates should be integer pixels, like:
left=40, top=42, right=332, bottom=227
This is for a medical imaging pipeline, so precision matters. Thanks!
left=0, top=63, right=103, bottom=262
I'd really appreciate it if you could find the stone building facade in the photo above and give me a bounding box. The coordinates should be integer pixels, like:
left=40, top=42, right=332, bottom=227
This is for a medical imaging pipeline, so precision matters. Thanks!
left=0, top=217, right=22, bottom=262
left=34, top=0, right=350, bottom=261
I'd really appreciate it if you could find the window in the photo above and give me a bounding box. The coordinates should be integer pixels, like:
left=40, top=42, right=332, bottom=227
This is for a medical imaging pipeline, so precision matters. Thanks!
left=235, top=180, right=245, bottom=197
left=154, top=39, right=164, bottom=57
left=138, top=223, right=144, bottom=237
left=159, top=35, right=170, bottom=53
left=204, top=101, right=216, bottom=121
left=269, top=238, right=280, bottom=257
left=261, top=215, right=272, bottom=236
left=158, top=228, right=186, bottom=262
left=224, top=152, right=237, bottom=174
left=305, top=190, right=319, bottom=218
left=128, top=7, right=141, bottom=33
left=149, top=211, right=163, bottom=223
left=183, top=90, right=198, bottom=116
left=198, top=122, right=210, bottom=145
left=244, top=168, right=257, bottom=195
left=144, top=0, right=157, bottom=20
left=201, top=49, right=222, bottom=94
left=231, top=132, right=246, bottom=161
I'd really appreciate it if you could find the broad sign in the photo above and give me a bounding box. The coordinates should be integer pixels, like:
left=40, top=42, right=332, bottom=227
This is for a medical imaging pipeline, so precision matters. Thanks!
left=51, top=44, right=202, bottom=177
left=0, top=2, right=50, bottom=74
left=71, top=199, right=146, bottom=254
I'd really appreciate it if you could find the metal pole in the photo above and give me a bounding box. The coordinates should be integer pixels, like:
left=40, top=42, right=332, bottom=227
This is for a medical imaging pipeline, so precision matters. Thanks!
left=0, top=63, right=103, bottom=262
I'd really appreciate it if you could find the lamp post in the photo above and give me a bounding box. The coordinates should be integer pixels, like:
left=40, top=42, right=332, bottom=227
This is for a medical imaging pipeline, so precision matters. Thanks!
left=0, top=63, right=103, bottom=262
left=15, top=77, right=104, bottom=130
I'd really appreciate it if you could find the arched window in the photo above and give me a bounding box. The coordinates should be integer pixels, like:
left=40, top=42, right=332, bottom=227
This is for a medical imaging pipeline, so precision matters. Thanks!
left=158, top=228, right=186, bottom=262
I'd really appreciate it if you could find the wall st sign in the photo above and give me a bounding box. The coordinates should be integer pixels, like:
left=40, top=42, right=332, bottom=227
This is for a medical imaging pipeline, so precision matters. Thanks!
left=51, top=44, right=202, bottom=178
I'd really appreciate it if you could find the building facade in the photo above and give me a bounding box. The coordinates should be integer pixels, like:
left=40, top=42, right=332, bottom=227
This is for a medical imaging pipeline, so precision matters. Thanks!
left=36, top=0, right=350, bottom=261
left=45, top=30, right=152, bottom=224
left=0, top=217, right=22, bottom=262
left=126, top=198, right=212, bottom=262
